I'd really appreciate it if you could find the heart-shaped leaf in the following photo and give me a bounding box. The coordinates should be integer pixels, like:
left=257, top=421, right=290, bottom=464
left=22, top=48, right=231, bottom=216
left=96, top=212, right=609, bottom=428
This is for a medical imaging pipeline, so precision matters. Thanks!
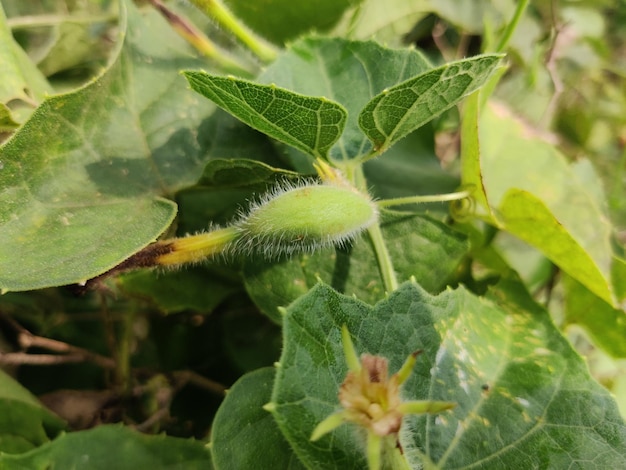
left=359, top=54, right=503, bottom=155
left=258, top=37, right=433, bottom=162
left=268, top=281, right=626, bottom=469
left=183, top=71, right=347, bottom=160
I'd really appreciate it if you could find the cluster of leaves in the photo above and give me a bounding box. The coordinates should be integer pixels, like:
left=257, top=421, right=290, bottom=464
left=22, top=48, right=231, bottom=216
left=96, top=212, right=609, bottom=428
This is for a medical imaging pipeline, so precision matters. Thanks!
left=1, top=0, right=626, bottom=468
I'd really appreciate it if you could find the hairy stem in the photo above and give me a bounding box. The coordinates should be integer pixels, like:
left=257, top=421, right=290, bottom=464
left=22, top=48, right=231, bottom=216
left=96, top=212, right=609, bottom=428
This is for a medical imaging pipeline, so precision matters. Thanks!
left=382, top=436, right=412, bottom=470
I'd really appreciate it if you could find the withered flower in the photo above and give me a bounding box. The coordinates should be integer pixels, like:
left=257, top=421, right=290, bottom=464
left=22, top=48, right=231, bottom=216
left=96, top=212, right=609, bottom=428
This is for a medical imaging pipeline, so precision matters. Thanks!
left=311, top=325, right=455, bottom=470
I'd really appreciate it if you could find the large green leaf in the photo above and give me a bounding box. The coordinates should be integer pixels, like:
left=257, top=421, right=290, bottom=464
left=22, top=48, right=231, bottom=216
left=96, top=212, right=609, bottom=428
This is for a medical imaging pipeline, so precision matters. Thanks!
left=258, top=37, right=432, bottom=162
left=244, top=213, right=468, bottom=322
left=359, top=54, right=503, bottom=155
left=268, top=281, right=626, bottom=469
left=477, top=103, right=616, bottom=305
left=210, top=368, right=305, bottom=469
left=0, top=0, right=219, bottom=291
left=0, top=424, right=213, bottom=469
left=0, top=370, right=66, bottom=454
left=183, top=71, right=347, bottom=160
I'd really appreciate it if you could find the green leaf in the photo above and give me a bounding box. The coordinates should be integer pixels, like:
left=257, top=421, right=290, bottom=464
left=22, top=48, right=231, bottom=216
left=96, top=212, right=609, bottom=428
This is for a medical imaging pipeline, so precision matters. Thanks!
left=0, top=369, right=66, bottom=454
left=118, top=266, right=241, bottom=315
left=0, top=0, right=218, bottom=291
left=258, top=37, right=432, bottom=162
left=563, top=274, right=626, bottom=358
left=198, top=159, right=301, bottom=190
left=499, top=189, right=613, bottom=303
left=0, top=199, right=175, bottom=291
left=183, top=71, right=347, bottom=160
left=244, top=214, right=468, bottom=322
left=269, top=281, right=626, bottom=469
left=210, top=368, right=306, bottom=469
left=0, top=424, right=213, bottom=469
left=359, top=54, right=503, bottom=155
left=224, top=0, right=360, bottom=45
left=478, top=104, right=616, bottom=305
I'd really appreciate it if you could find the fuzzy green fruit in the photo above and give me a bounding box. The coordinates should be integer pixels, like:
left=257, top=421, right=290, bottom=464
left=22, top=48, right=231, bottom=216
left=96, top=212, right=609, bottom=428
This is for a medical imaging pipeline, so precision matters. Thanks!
left=237, top=182, right=378, bottom=256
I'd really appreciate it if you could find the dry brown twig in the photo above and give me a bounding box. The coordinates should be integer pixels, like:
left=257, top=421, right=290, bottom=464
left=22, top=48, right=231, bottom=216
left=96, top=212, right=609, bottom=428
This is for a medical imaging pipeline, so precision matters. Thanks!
left=0, top=312, right=116, bottom=369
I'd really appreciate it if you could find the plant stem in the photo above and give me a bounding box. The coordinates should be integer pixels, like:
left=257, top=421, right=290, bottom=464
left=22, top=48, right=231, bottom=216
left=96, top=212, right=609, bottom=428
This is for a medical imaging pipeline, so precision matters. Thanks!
left=377, top=190, right=471, bottom=208
left=495, top=0, right=530, bottom=52
left=157, top=227, right=240, bottom=266
left=188, top=0, right=278, bottom=63
left=349, top=164, right=398, bottom=293
left=367, top=222, right=398, bottom=293
left=149, top=0, right=254, bottom=76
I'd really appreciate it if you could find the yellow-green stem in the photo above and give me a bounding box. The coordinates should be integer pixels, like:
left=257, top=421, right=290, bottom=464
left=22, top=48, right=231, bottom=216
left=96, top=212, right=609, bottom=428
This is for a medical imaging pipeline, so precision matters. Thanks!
left=367, top=432, right=382, bottom=470
left=188, top=0, right=278, bottom=63
left=377, top=190, right=471, bottom=208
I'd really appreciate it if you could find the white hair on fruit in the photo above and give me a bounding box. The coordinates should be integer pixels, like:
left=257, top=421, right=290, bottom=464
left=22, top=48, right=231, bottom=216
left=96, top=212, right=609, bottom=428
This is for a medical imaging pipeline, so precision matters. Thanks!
left=231, top=178, right=378, bottom=259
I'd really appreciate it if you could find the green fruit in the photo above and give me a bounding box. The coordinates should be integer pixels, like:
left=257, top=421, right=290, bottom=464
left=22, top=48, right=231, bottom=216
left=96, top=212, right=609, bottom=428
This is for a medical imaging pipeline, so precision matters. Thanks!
left=237, top=182, right=378, bottom=256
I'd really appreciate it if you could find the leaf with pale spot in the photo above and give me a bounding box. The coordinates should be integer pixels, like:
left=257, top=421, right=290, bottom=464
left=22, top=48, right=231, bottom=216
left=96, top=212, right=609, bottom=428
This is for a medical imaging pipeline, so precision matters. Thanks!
left=269, top=281, right=626, bottom=469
